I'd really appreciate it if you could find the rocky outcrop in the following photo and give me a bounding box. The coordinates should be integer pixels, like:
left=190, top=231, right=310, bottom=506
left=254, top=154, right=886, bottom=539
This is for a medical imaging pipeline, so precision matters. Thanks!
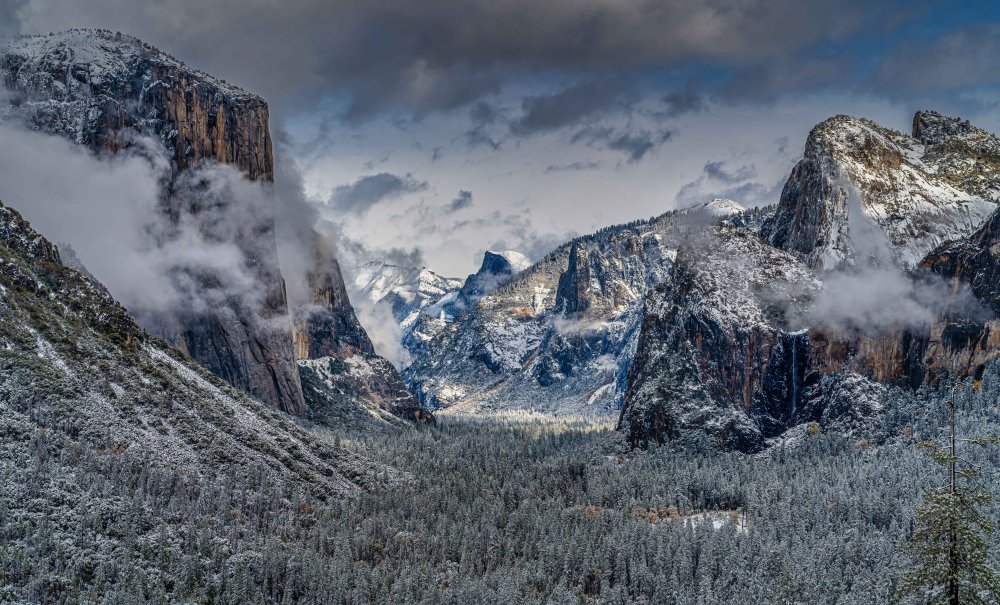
left=0, top=29, right=305, bottom=414
left=1, top=30, right=272, bottom=179
left=294, top=240, right=376, bottom=360
left=618, top=228, right=819, bottom=451
left=455, top=250, right=531, bottom=311
left=763, top=111, right=1000, bottom=270
left=292, top=237, right=433, bottom=423
left=300, top=356, right=435, bottom=428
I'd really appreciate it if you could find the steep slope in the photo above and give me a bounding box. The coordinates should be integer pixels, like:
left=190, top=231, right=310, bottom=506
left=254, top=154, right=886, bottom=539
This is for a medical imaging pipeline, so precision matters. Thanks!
left=0, top=199, right=389, bottom=497
left=0, top=29, right=302, bottom=413
left=402, top=209, right=732, bottom=416
left=1, top=30, right=428, bottom=426
left=763, top=111, right=1000, bottom=270
left=619, top=226, right=821, bottom=451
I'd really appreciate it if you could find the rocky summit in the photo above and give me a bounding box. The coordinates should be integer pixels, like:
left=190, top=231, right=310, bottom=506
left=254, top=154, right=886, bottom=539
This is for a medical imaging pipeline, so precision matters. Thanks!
left=763, top=111, right=1000, bottom=271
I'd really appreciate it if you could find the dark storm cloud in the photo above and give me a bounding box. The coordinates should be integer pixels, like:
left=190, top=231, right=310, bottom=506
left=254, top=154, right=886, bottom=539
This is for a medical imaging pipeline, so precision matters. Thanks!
left=510, top=79, right=635, bottom=136
left=720, top=56, right=855, bottom=102
left=877, top=24, right=1000, bottom=95
left=572, top=126, right=672, bottom=163
left=448, top=190, right=474, bottom=212
left=464, top=102, right=502, bottom=150
left=9, top=0, right=968, bottom=119
left=703, top=160, right=757, bottom=184
left=330, top=172, right=428, bottom=214
left=661, top=82, right=705, bottom=118
left=607, top=132, right=658, bottom=163
left=545, top=160, right=602, bottom=173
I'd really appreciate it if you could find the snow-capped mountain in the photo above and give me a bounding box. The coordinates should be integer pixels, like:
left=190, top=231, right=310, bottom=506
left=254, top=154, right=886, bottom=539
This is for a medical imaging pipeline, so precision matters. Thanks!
left=351, top=250, right=532, bottom=362
left=352, top=261, right=464, bottom=332
left=620, top=111, right=1000, bottom=451
left=682, top=198, right=746, bottom=218
left=763, top=111, right=1000, bottom=270
left=403, top=214, right=691, bottom=417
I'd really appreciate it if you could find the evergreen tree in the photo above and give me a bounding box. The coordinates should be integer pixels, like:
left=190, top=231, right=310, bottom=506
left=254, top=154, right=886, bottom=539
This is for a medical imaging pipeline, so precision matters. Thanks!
left=899, top=387, right=1000, bottom=605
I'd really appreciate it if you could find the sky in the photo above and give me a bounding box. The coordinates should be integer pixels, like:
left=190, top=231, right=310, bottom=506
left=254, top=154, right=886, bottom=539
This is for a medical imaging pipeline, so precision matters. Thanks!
left=4, top=0, right=1000, bottom=276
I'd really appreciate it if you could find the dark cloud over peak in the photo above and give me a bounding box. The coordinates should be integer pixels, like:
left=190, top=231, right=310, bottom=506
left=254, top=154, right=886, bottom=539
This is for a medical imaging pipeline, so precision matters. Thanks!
left=330, top=172, right=428, bottom=214
left=544, top=160, right=602, bottom=173
left=661, top=82, right=705, bottom=118
left=877, top=23, right=1000, bottom=96
left=703, top=160, right=757, bottom=184
left=8, top=0, right=982, bottom=122
left=448, top=190, right=474, bottom=212
left=676, top=159, right=781, bottom=206
left=510, top=79, right=636, bottom=136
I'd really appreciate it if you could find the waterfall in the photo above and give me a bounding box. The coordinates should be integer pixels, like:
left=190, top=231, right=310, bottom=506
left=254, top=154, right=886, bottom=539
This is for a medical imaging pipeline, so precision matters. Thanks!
left=786, top=329, right=808, bottom=422
left=790, top=337, right=799, bottom=419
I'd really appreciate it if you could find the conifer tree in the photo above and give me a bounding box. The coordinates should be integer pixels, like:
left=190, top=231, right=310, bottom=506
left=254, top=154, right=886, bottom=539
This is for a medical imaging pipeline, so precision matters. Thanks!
left=899, top=385, right=1000, bottom=605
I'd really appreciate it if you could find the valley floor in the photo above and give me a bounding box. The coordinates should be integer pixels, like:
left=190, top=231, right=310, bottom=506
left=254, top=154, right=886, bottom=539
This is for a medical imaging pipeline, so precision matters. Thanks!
left=5, top=385, right=1000, bottom=605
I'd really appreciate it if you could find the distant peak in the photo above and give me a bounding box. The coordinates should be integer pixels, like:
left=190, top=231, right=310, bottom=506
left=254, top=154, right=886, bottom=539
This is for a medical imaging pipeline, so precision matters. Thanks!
left=683, top=198, right=746, bottom=217
left=480, top=250, right=531, bottom=274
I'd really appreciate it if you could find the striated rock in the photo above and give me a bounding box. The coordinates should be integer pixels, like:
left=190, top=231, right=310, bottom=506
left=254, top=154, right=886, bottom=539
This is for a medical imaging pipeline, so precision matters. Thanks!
left=1, top=30, right=272, bottom=179
left=0, top=29, right=304, bottom=414
left=763, top=111, right=1000, bottom=270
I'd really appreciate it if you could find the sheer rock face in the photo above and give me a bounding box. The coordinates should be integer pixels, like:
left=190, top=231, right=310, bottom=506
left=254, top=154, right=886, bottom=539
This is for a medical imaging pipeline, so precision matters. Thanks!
left=618, top=228, right=821, bottom=452
left=0, top=30, right=304, bottom=413
left=1, top=30, right=272, bottom=179
left=762, top=111, right=1000, bottom=271
left=294, top=246, right=376, bottom=361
